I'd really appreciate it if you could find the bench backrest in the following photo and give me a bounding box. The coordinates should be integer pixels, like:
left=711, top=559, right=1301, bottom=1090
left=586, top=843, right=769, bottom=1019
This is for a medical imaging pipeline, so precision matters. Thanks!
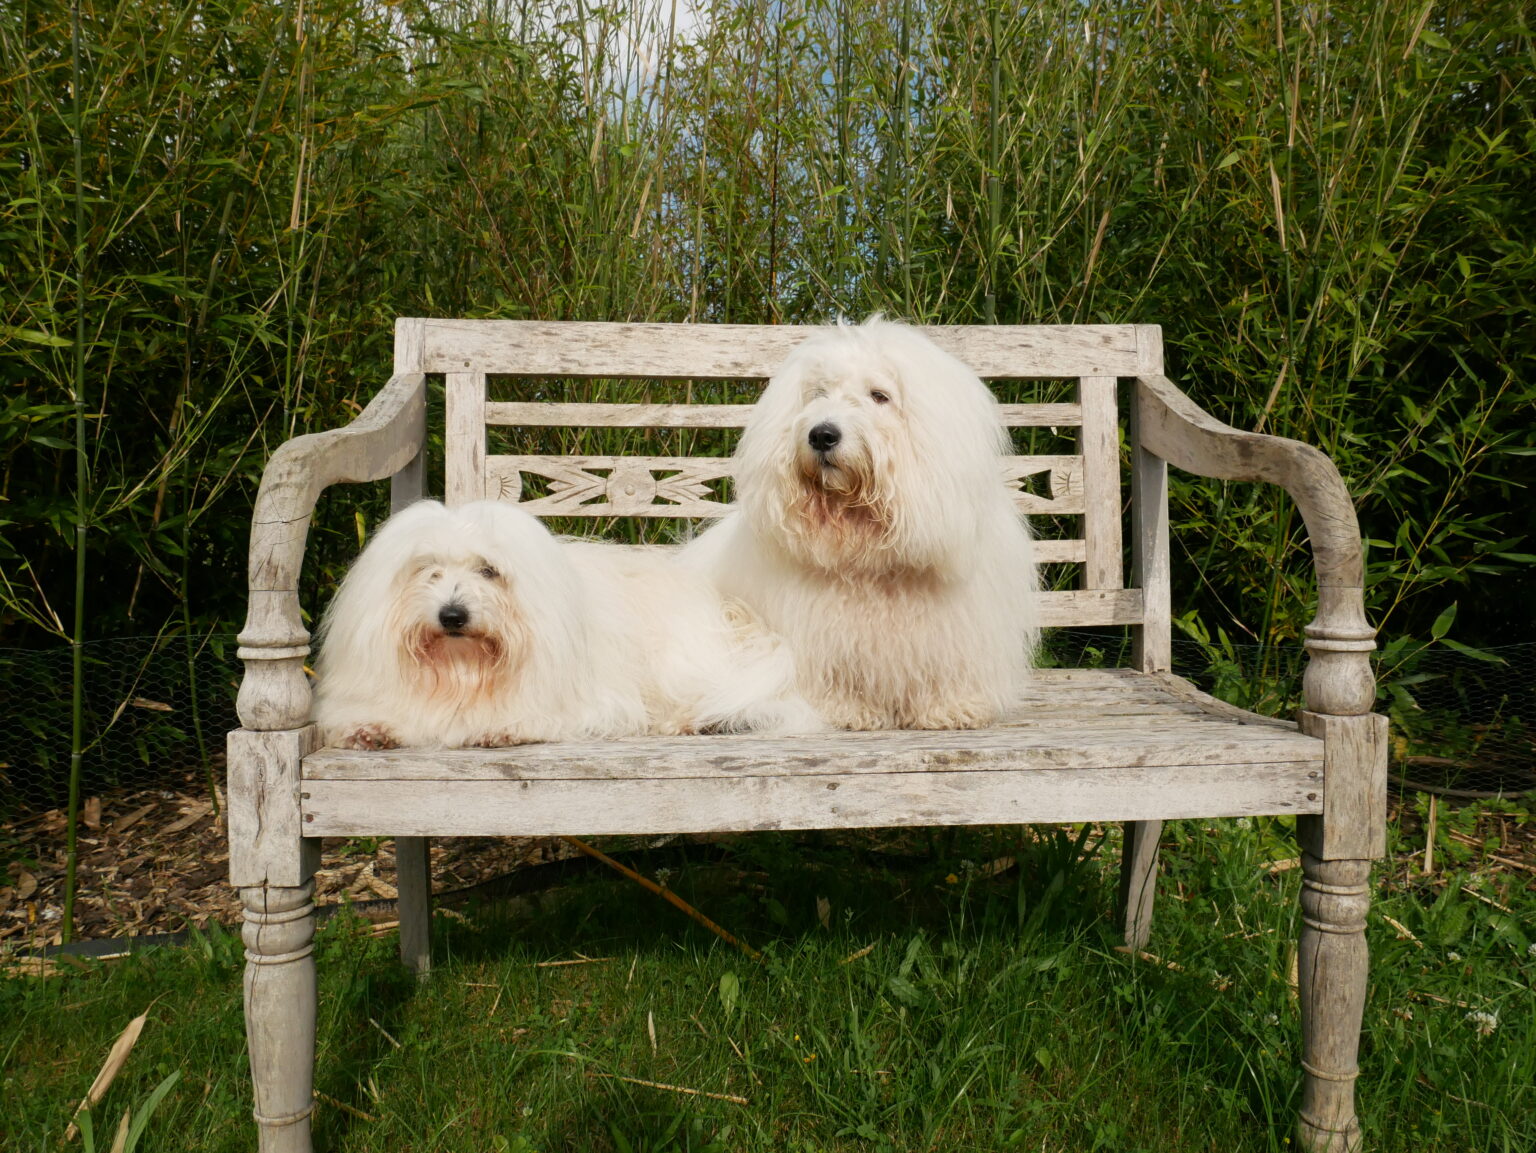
left=393, top=319, right=1165, bottom=636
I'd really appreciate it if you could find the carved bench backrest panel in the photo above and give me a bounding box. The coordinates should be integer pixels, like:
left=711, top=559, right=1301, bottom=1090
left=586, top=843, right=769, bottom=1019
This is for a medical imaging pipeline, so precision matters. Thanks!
left=401, top=319, right=1165, bottom=633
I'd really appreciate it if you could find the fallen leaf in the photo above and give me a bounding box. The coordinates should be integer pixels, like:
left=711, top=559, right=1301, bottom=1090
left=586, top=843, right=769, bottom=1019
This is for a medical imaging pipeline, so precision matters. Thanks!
left=65, top=1005, right=154, bottom=1141
left=16, top=871, right=37, bottom=901
left=108, top=803, right=157, bottom=836
left=162, top=803, right=212, bottom=836
left=83, top=797, right=102, bottom=829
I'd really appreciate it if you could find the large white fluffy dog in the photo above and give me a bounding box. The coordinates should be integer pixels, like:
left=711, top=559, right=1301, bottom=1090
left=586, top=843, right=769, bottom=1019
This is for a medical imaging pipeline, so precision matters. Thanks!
left=314, top=500, right=815, bottom=749
left=684, top=317, right=1038, bottom=730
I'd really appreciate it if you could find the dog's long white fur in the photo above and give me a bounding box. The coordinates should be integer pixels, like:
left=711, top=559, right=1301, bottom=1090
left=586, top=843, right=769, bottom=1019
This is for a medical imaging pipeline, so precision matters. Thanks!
left=314, top=500, right=816, bottom=749
left=684, top=317, right=1038, bottom=730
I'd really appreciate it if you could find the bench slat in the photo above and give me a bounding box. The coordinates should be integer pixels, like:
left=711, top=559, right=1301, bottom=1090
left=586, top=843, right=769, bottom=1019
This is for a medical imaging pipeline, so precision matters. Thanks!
left=301, top=762, right=1321, bottom=838
left=422, top=320, right=1152, bottom=378
left=484, top=401, right=1085, bottom=429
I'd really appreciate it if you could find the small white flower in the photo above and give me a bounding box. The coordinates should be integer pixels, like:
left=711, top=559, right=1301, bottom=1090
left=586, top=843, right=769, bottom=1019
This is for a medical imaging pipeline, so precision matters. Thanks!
left=1527, top=942, right=1536, bottom=958
left=1465, top=1010, right=1498, bottom=1037
left=1448, top=951, right=1463, bottom=963
left=1236, top=817, right=1253, bottom=830
left=1265, top=1013, right=1280, bottom=1026
left=653, top=867, right=672, bottom=888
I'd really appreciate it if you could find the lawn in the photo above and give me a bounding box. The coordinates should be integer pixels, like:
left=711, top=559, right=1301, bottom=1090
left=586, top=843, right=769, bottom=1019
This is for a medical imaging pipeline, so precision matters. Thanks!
left=3, top=813, right=1531, bottom=1152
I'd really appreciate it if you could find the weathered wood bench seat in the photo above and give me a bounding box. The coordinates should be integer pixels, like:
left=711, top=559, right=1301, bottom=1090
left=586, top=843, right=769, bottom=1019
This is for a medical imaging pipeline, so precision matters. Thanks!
left=299, top=671, right=1325, bottom=837
left=229, top=320, right=1386, bottom=1153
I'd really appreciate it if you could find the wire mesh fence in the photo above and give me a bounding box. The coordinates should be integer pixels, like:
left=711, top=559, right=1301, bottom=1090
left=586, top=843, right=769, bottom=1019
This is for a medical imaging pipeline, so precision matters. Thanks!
left=5, top=629, right=1530, bottom=818
left=0, top=634, right=238, bottom=817
left=1, top=628, right=1531, bottom=944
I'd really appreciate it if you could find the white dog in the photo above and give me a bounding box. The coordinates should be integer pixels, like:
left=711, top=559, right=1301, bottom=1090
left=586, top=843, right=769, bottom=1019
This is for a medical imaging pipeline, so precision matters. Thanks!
left=313, top=500, right=814, bottom=749
left=684, top=317, right=1038, bottom=730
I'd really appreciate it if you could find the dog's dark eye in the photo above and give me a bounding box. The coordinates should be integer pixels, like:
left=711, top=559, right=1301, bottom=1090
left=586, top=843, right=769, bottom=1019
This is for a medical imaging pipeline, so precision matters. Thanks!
left=477, top=565, right=500, bottom=581
left=870, top=389, right=891, bottom=405
left=428, top=570, right=442, bottom=582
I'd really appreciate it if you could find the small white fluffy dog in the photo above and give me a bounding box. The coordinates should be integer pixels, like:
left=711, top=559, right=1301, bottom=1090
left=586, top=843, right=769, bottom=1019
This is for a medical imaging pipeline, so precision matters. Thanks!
left=684, top=317, right=1038, bottom=730
left=314, top=500, right=815, bottom=749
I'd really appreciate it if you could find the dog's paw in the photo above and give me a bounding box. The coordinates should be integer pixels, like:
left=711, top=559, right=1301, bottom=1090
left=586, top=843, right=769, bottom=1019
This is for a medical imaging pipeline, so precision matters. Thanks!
left=337, top=724, right=399, bottom=750
left=823, top=701, right=896, bottom=732
left=466, top=731, right=538, bottom=748
left=906, top=700, right=995, bottom=730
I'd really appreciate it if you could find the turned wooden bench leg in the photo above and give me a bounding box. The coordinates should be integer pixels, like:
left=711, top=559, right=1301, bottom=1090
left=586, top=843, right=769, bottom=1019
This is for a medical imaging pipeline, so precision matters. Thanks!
left=396, top=836, right=432, bottom=976
left=1296, top=851, right=1370, bottom=1153
left=1117, top=819, right=1162, bottom=948
left=242, top=880, right=318, bottom=1153
left=1292, top=712, right=1387, bottom=1153
left=229, top=726, right=322, bottom=1153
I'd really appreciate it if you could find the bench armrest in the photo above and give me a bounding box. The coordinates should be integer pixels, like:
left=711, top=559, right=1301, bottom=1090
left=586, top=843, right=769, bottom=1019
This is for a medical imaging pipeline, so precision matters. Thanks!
left=1135, top=374, right=1375, bottom=716
left=236, top=371, right=427, bottom=730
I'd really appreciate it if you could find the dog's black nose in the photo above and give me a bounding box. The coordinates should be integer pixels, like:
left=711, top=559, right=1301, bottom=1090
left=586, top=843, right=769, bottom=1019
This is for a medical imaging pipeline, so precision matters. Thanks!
left=438, top=604, right=470, bottom=632
left=808, top=422, right=841, bottom=453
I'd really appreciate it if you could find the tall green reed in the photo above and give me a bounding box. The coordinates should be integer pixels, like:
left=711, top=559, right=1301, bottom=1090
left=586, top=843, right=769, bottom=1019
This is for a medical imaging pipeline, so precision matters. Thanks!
left=1, top=0, right=1531, bottom=668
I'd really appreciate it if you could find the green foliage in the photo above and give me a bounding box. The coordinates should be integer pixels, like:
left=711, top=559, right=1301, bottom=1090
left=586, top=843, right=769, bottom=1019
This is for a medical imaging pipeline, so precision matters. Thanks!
left=76, top=1070, right=182, bottom=1153
left=3, top=821, right=1533, bottom=1149
left=1, top=0, right=1532, bottom=656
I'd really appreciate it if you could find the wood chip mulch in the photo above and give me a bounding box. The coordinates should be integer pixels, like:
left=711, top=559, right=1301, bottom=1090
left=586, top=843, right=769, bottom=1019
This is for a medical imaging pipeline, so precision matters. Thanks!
left=0, top=775, right=575, bottom=955
left=4, top=774, right=1533, bottom=960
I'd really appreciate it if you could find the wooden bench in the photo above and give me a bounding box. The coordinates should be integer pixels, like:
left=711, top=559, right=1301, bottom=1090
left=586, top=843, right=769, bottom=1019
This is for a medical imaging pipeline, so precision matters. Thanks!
left=229, top=319, right=1386, bottom=1153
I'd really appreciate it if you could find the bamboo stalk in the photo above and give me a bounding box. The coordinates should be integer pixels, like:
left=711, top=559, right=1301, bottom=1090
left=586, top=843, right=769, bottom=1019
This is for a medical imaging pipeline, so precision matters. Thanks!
left=62, top=0, right=89, bottom=948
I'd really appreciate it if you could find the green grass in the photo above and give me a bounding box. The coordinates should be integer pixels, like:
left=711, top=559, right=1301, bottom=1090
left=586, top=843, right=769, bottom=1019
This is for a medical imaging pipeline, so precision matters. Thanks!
left=3, top=818, right=1532, bottom=1151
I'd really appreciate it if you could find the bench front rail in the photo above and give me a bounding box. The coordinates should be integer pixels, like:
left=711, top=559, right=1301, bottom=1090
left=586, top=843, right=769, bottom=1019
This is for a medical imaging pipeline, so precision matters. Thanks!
left=229, top=321, right=1385, bottom=1153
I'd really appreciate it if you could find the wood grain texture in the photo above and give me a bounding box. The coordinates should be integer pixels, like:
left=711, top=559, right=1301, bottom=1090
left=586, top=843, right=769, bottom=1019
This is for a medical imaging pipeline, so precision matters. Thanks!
left=393, top=317, right=426, bottom=375
left=244, top=372, right=426, bottom=594
left=390, top=441, right=426, bottom=513
left=483, top=400, right=1084, bottom=429
left=1135, top=374, right=1363, bottom=591
left=1297, top=712, right=1389, bottom=861
left=1130, top=387, right=1171, bottom=673
left=1118, top=819, right=1163, bottom=948
left=1034, top=539, right=1087, bottom=565
left=302, top=670, right=1323, bottom=782
left=242, top=881, right=317, bottom=1153
left=227, top=727, right=321, bottom=888
left=395, top=837, right=432, bottom=976
left=1134, top=373, right=1375, bottom=715
left=301, top=762, right=1322, bottom=838
left=297, top=669, right=1326, bottom=840
left=1078, top=377, right=1123, bottom=590
left=445, top=371, right=486, bottom=508
left=237, top=370, right=425, bottom=731
left=420, top=320, right=1146, bottom=378
left=1294, top=851, right=1371, bottom=1153
left=1036, top=589, right=1143, bottom=626
left=1135, top=325, right=1165, bottom=376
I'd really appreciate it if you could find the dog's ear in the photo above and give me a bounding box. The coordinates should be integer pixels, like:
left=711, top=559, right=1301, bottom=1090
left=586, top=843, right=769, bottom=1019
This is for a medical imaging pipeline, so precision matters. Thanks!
left=736, top=348, right=811, bottom=483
